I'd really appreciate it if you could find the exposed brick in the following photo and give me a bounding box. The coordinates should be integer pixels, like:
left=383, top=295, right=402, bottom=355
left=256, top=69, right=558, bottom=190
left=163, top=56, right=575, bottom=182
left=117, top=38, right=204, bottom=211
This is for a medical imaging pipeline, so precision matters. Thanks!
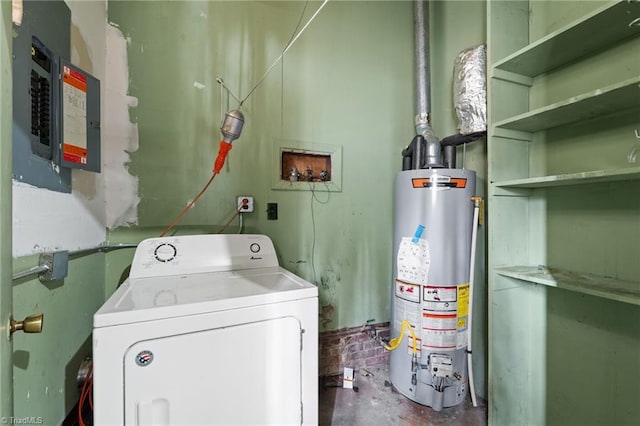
left=344, top=342, right=363, bottom=353
left=351, top=333, right=369, bottom=343
left=366, top=348, right=379, bottom=358
left=318, top=321, right=391, bottom=377
left=365, top=354, right=389, bottom=367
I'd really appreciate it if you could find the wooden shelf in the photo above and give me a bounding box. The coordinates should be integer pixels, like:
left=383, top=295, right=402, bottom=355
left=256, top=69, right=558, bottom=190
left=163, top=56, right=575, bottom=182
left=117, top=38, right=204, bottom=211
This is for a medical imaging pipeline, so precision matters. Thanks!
left=493, top=1, right=640, bottom=78
left=495, top=266, right=640, bottom=306
left=488, top=2, right=640, bottom=424
left=493, top=167, right=640, bottom=189
left=493, top=77, right=640, bottom=132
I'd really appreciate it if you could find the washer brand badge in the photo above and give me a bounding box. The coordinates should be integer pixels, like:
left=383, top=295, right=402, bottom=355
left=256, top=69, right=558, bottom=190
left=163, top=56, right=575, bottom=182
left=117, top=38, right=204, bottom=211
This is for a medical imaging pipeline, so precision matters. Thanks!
left=135, top=350, right=154, bottom=367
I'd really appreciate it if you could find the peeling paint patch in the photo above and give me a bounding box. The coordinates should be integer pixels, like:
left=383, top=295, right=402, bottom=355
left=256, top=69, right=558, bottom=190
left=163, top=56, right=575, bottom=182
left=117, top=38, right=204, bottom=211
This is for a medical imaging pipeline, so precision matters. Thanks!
left=127, top=96, right=138, bottom=108
left=193, top=81, right=206, bottom=90
left=13, top=181, right=105, bottom=256
left=320, top=265, right=341, bottom=290
left=320, top=304, right=335, bottom=329
left=318, top=264, right=341, bottom=329
left=104, top=23, right=140, bottom=229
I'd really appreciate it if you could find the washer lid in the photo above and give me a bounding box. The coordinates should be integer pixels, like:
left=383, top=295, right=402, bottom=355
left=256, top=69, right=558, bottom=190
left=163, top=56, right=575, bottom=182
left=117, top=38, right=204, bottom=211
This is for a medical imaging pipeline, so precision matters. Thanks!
left=93, top=266, right=317, bottom=328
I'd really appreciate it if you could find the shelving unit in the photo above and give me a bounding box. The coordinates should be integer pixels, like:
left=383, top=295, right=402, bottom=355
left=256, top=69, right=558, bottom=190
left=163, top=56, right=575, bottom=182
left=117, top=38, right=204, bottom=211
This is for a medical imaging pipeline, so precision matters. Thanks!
left=493, top=77, right=640, bottom=132
left=488, top=1, right=640, bottom=425
left=493, top=166, right=640, bottom=189
left=495, top=266, right=640, bottom=306
left=493, top=1, right=640, bottom=77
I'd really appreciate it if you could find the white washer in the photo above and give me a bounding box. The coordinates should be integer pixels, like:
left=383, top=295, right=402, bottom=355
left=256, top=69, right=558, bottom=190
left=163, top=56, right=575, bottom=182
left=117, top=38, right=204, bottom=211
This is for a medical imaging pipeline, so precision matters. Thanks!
left=93, top=234, right=318, bottom=425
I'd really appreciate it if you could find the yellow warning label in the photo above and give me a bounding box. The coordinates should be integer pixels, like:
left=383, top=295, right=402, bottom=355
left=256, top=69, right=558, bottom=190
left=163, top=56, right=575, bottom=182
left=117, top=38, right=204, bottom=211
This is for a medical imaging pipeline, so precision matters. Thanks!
left=457, top=317, right=467, bottom=330
left=457, top=283, right=470, bottom=318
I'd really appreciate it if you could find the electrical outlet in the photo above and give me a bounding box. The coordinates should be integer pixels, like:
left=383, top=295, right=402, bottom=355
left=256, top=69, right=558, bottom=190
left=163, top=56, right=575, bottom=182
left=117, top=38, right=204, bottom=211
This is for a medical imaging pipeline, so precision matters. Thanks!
left=237, top=196, right=254, bottom=213
left=267, top=203, right=278, bottom=220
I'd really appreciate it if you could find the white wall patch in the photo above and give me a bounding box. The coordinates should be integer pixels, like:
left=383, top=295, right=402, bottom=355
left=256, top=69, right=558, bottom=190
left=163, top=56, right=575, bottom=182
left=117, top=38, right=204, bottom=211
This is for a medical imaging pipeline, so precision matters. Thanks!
left=104, top=23, right=140, bottom=229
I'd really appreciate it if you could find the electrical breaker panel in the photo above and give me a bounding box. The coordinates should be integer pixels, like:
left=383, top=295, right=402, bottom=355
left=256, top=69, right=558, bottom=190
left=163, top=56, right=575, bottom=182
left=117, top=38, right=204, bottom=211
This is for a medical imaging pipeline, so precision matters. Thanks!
left=13, top=0, right=100, bottom=193
left=29, top=37, right=57, bottom=161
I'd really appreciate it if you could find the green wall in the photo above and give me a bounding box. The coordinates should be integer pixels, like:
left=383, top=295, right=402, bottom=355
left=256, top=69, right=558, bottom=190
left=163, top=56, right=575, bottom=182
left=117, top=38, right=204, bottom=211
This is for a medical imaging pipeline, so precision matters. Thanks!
left=12, top=255, right=105, bottom=424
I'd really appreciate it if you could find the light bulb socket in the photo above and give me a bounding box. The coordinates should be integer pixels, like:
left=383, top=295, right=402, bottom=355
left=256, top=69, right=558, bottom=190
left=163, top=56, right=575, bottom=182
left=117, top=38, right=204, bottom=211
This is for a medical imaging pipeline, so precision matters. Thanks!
left=220, top=109, right=245, bottom=143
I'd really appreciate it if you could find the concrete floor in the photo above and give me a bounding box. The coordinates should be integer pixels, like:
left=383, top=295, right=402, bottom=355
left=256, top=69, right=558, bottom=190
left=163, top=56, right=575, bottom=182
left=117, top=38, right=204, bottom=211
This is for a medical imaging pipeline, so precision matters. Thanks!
left=319, top=365, right=487, bottom=426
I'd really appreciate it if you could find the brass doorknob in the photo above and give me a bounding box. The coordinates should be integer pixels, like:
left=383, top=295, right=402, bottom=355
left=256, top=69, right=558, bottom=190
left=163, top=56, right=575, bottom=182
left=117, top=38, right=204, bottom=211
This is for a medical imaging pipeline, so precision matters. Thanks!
left=9, top=313, right=44, bottom=337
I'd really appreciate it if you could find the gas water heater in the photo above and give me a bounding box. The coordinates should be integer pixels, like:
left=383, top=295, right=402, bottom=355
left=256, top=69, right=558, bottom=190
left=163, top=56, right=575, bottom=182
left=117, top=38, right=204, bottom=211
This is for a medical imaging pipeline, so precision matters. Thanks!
left=390, top=1, right=486, bottom=408
left=390, top=165, right=475, bottom=410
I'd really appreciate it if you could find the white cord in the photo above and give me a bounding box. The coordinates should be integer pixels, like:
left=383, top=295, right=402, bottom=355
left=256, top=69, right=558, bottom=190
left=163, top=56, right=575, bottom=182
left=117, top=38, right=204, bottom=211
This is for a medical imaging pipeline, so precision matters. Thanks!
left=467, top=198, right=480, bottom=408
left=309, top=182, right=330, bottom=285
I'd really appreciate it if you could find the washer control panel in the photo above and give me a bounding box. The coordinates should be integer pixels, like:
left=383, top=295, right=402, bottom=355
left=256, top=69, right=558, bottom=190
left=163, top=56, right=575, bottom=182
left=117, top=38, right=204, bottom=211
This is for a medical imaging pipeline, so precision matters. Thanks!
left=153, top=243, right=177, bottom=263
left=129, top=234, right=279, bottom=280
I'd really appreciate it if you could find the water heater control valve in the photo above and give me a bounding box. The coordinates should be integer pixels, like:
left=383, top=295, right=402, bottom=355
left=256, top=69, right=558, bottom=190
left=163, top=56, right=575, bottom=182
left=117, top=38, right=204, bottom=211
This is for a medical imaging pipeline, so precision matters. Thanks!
left=429, top=354, right=453, bottom=378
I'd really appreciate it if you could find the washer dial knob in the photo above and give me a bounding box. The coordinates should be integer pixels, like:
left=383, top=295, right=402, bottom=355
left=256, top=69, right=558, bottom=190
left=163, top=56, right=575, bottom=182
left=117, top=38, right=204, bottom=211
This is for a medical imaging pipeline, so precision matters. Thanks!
left=249, top=243, right=261, bottom=253
left=154, top=243, right=177, bottom=262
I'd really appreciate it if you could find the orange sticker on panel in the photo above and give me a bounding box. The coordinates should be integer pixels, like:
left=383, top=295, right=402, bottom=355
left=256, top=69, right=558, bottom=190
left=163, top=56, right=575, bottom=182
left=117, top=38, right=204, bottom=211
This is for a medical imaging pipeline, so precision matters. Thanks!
left=411, top=177, right=467, bottom=188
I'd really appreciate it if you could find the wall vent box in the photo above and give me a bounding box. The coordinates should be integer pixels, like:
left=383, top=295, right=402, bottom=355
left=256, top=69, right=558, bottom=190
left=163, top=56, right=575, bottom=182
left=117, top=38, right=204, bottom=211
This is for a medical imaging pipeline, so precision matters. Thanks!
left=12, top=0, right=101, bottom=193
left=281, top=151, right=332, bottom=182
left=272, top=140, right=342, bottom=192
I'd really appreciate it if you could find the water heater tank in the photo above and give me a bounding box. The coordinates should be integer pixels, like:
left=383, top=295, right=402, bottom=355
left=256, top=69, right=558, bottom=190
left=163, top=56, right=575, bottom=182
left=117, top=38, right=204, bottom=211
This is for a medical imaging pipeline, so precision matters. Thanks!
left=390, top=168, right=475, bottom=410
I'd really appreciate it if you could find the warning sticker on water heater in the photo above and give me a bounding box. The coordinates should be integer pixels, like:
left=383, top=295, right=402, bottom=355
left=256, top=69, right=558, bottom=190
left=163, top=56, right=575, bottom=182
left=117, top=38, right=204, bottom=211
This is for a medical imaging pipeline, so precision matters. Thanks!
left=420, top=283, right=470, bottom=350
left=423, top=285, right=457, bottom=312
left=395, top=297, right=420, bottom=329
left=457, top=283, right=470, bottom=318
left=421, top=312, right=458, bottom=350
left=396, top=237, right=430, bottom=284
left=393, top=294, right=422, bottom=355
left=396, top=280, right=420, bottom=302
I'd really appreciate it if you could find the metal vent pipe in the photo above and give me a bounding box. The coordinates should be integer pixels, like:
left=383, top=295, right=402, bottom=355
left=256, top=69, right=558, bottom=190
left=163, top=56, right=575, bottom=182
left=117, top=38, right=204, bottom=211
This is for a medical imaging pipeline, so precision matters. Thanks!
left=413, top=0, right=442, bottom=168
left=414, top=0, right=430, bottom=124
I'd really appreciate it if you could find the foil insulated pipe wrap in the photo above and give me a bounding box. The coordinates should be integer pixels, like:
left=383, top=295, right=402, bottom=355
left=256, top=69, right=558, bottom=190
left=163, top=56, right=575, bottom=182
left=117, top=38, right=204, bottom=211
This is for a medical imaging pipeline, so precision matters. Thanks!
left=453, top=44, right=487, bottom=135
